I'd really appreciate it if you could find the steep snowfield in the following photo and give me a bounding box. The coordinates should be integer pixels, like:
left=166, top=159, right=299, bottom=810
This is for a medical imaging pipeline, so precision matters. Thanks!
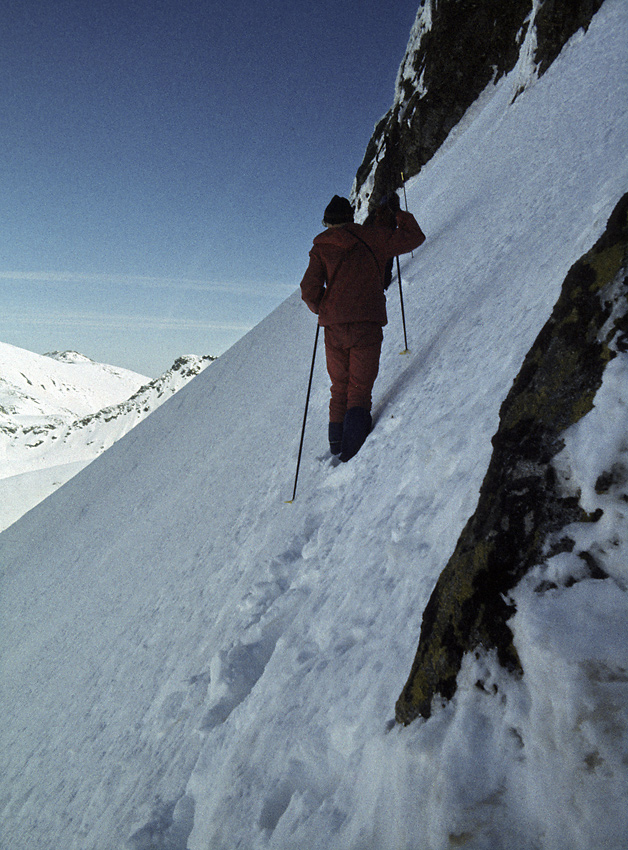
left=0, top=344, right=213, bottom=531
left=1, top=3, right=627, bottom=849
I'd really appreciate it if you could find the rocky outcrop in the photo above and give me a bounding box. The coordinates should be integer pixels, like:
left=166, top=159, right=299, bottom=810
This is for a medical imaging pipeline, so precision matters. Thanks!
left=396, top=191, right=628, bottom=725
left=76, top=354, right=216, bottom=425
left=353, top=0, right=604, bottom=213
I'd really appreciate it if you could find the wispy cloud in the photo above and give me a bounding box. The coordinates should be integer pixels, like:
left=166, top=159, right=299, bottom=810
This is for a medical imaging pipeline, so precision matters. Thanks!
left=0, top=271, right=295, bottom=297
left=1, top=311, right=253, bottom=333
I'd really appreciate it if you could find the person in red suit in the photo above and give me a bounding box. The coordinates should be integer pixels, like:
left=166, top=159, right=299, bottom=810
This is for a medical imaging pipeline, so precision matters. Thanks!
left=300, top=193, right=425, bottom=461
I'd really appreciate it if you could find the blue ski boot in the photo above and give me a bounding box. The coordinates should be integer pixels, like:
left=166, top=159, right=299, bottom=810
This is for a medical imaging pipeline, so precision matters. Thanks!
left=328, top=422, right=343, bottom=456
left=339, top=407, right=372, bottom=462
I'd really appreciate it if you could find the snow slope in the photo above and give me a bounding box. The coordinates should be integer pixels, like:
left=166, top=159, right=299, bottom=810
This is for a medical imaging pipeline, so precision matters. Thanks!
left=0, top=344, right=146, bottom=530
left=0, top=343, right=214, bottom=531
left=1, top=3, right=627, bottom=848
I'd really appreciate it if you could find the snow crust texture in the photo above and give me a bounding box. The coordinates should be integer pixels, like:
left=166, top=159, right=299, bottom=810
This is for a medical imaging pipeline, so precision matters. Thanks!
left=1, top=2, right=627, bottom=848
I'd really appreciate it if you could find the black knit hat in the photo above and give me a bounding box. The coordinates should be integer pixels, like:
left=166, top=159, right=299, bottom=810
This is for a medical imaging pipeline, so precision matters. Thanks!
left=323, top=195, right=354, bottom=225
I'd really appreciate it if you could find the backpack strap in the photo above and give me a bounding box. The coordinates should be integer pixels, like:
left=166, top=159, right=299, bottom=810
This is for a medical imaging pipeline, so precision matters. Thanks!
left=345, top=227, right=384, bottom=283
left=322, top=227, right=385, bottom=305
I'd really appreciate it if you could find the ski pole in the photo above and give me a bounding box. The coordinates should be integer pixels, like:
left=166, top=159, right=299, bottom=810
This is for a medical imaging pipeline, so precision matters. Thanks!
left=286, top=323, right=320, bottom=503
left=396, top=255, right=410, bottom=354
left=401, top=171, right=409, bottom=212
left=397, top=171, right=410, bottom=352
left=401, top=171, right=413, bottom=258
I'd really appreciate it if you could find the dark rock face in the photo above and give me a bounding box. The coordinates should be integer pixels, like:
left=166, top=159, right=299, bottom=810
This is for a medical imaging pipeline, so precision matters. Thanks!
left=354, top=0, right=604, bottom=211
left=534, top=0, right=605, bottom=76
left=395, top=192, right=628, bottom=725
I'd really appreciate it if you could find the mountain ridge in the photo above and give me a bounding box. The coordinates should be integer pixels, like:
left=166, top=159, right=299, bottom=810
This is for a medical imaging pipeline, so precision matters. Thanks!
left=0, top=341, right=149, bottom=421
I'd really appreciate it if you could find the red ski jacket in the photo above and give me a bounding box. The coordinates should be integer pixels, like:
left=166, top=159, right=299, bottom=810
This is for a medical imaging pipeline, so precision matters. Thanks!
left=300, top=210, right=425, bottom=327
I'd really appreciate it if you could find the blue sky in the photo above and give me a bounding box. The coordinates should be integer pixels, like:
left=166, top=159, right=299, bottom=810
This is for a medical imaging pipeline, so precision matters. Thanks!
left=1, top=0, right=418, bottom=376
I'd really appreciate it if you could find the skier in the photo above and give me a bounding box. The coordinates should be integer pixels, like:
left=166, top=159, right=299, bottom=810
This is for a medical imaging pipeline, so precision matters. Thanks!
left=300, top=193, right=425, bottom=461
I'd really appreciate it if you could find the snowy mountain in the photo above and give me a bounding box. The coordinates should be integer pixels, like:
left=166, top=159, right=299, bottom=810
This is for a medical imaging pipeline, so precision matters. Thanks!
left=0, top=343, right=214, bottom=531
left=0, top=343, right=149, bottom=421
left=1, top=2, right=627, bottom=849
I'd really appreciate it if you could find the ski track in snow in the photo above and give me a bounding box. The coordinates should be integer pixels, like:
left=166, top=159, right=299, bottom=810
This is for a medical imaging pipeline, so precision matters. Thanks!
left=1, top=2, right=628, bottom=848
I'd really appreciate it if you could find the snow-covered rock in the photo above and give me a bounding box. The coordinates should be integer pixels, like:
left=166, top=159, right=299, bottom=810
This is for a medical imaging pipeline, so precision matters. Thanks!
left=353, top=0, right=605, bottom=213
left=397, top=191, right=628, bottom=724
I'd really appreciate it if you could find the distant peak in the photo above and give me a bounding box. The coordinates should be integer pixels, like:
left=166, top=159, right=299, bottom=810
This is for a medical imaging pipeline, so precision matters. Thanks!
left=44, top=350, right=95, bottom=365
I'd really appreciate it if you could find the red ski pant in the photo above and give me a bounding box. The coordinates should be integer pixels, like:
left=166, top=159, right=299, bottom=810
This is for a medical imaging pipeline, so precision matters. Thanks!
left=324, top=322, right=383, bottom=423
